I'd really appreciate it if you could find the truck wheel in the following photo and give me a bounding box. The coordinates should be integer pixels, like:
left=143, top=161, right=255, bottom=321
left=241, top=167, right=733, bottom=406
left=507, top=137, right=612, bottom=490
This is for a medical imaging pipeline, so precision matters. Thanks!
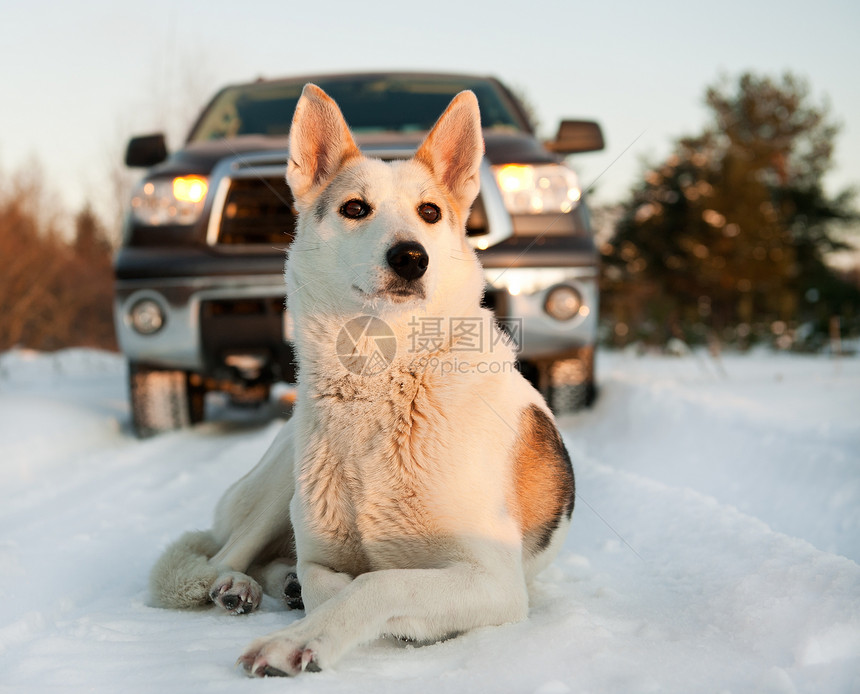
left=129, top=364, right=205, bottom=438
left=523, top=346, right=596, bottom=415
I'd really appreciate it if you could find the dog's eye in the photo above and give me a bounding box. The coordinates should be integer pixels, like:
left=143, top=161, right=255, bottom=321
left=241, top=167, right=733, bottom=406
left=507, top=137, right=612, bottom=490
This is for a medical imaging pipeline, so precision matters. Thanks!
left=418, top=203, right=441, bottom=224
left=340, top=199, right=371, bottom=220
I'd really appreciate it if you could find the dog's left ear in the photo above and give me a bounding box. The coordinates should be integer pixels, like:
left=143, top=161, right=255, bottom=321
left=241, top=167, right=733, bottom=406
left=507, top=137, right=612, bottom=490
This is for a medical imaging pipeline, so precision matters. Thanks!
left=414, top=91, right=484, bottom=219
left=287, top=84, right=361, bottom=209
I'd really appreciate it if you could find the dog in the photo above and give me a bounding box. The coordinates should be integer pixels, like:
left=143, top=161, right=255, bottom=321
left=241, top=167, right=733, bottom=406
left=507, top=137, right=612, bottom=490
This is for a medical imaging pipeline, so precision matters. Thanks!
left=149, top=84, right=575, bottom=677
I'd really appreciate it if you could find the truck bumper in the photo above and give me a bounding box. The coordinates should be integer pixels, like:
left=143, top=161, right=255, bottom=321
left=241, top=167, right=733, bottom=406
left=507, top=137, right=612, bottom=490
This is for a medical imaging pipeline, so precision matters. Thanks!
left=114, top=274, right=295, bottom=383
left=482, top=266, right=598, bottom=361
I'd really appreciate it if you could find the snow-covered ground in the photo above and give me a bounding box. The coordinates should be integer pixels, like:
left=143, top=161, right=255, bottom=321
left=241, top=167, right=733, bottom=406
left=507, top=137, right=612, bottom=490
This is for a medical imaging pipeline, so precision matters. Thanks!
left=1, top=348, right=858, bottom=693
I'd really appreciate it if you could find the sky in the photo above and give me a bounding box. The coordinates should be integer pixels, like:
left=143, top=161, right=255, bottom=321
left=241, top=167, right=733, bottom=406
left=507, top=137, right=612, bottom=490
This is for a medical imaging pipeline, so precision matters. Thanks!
left=1, top=0, right=859, bottom=235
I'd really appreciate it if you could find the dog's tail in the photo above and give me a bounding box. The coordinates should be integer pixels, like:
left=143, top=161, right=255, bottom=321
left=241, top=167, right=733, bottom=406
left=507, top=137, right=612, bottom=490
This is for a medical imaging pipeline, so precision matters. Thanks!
left=149, top=530, right=221, bottom=609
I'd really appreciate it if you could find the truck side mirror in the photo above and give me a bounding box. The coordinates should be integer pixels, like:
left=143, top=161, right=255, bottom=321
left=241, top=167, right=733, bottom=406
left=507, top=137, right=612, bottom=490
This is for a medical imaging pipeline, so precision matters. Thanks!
left=125, top=134, right=168, bottom=167
left=546, top=120, right=605, bottom=155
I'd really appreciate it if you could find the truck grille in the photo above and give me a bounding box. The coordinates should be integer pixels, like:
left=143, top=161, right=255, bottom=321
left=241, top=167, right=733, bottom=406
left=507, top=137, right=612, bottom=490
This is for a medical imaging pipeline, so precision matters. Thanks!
left=215, top=177, right=297, bottom=247
left=212, top=175, right=487, bottom=246
left=199, top=297, right=296, bottom=383
left=466, top=196, right=487, bottom=236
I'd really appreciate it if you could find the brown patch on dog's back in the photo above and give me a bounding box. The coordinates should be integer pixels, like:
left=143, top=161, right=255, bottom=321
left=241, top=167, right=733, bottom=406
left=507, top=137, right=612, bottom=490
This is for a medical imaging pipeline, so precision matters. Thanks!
left=510, top=404, right=575, bottom=555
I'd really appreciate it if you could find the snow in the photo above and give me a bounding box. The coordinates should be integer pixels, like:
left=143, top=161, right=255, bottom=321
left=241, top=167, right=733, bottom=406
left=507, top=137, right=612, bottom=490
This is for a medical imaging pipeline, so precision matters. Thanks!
left=1, top=347, right=858, bottom=693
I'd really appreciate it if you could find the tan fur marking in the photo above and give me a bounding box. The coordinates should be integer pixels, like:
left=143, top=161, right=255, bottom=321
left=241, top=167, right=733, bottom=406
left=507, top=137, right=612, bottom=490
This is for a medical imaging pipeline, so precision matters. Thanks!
left=510, top=405, right=574, bottom=554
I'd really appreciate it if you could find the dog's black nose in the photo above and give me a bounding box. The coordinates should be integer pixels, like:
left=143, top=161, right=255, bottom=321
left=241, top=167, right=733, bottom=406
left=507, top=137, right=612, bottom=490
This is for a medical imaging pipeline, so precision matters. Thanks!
left=386, top=241, right=429, bottom=281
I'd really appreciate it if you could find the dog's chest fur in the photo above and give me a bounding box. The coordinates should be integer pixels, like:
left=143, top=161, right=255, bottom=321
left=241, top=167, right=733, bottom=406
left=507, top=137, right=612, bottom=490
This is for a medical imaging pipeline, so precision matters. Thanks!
left=295, top=364, right=473, bottom=575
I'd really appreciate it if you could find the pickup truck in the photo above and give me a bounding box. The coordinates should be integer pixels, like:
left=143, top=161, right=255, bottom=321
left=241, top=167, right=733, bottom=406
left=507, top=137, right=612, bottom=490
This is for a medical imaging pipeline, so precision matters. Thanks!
left=115, top=72, right=605, bottom=436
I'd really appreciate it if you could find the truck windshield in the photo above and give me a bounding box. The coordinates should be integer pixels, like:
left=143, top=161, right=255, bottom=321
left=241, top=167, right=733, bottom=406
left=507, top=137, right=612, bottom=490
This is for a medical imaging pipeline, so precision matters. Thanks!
left=187, top=75, right=527, bottom=142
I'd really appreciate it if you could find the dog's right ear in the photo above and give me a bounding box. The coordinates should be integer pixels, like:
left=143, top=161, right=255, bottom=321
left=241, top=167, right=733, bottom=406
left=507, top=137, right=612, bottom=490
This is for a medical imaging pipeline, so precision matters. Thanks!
left=287, top=84, right=360, bottom=209
left=414, top=91, right=484, bottom=221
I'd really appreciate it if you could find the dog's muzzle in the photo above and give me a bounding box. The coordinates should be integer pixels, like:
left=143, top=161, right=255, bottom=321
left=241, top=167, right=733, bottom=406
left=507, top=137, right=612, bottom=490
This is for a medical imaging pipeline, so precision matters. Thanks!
left=386, top=241, right=428, bottom=282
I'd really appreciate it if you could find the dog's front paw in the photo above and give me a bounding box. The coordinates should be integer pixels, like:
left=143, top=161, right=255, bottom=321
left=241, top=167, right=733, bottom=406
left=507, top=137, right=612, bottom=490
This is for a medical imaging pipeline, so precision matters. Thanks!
left=210, top=572, right=262, bottom=615
left=237, top=634, right=323, bottom=677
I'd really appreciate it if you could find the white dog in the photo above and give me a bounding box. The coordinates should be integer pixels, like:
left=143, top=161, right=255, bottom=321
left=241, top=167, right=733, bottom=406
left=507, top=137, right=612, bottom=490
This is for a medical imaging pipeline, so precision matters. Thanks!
left=149, top=84, right=575, bottom=677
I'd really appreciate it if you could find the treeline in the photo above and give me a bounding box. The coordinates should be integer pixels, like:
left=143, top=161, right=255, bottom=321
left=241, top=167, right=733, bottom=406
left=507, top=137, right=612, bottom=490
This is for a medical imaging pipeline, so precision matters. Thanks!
left=599, top=72, right=860, bottom=350
left=0, top=167, right=116, bottom=352
left=1, top=71, right=858, bottom=355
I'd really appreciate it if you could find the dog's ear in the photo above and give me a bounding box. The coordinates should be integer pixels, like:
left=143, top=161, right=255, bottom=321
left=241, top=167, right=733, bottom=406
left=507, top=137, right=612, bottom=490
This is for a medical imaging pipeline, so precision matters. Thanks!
left=414, top=91, right=484, bottom=219
left=287, top=84, right=361, bottom=208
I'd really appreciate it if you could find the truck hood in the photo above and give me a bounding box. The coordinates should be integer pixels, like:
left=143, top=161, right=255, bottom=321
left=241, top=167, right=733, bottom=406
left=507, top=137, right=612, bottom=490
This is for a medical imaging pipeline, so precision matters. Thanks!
left=147, top=130, right=559, bottom=178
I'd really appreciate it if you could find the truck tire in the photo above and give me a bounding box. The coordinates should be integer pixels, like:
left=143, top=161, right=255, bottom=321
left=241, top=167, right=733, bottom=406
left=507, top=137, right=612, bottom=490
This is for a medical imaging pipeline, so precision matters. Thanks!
left=522, top=346, right=596, bottom=416
left=129, top=364, right=205, bottom=438
left=547, top=358, right=594, bottom=413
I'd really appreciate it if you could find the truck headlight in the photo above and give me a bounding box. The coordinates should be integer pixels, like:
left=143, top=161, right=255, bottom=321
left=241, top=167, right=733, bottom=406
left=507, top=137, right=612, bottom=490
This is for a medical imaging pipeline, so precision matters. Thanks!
left=492, top=164, right=581, bottom=215
left=130, top=175, right=208, bottom=225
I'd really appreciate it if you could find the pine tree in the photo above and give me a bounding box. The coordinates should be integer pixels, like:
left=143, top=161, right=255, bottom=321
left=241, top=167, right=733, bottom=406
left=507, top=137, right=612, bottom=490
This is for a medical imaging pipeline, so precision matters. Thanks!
left=603, top=72, right=859, bottom=347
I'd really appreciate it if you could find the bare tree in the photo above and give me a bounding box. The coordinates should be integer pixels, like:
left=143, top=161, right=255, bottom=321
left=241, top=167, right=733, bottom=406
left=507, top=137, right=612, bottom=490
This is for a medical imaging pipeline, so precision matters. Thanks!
left=101, top=46, right=219, bottom=245
left=0, top=163, right=116, bottom=351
